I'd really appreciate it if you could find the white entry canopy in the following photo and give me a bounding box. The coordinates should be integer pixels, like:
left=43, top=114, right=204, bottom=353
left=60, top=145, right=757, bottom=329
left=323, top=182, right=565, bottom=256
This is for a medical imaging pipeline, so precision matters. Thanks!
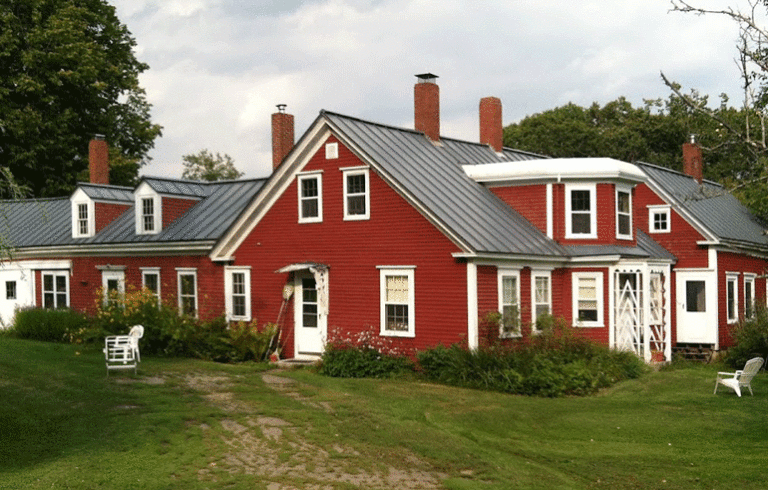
left=275, top=263, right=329, bottom=318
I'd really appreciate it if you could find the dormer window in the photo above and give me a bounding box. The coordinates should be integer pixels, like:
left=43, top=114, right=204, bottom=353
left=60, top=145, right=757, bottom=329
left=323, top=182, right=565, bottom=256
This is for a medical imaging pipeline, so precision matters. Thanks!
left=134, top=183, right=161, bottom=235
left=141, top=197, right=155, bottom=232
left=565, top=184, right=596, bottom=239
left=70, top=189, right=94, bottom=238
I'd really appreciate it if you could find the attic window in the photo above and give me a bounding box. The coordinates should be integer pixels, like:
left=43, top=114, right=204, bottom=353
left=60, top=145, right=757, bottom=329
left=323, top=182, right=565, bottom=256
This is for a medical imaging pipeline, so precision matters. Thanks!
left=134, top=185, right=161, bottom=236
left=77, top=204, right=89, bottom=236
left=142, top=198, right=155, bottom=232
left=342, top=167, right=370, bottom=221
left=70, top=192, right=94, bottom=238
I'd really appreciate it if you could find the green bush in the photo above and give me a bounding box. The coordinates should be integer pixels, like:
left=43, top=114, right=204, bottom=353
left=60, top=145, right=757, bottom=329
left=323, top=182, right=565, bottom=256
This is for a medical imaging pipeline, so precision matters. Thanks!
left=724, top=306, right=768, bottom=368
left=320, top=326, right=414, bottom=378
left=11, top=307, right=89, bottom=342
left=417, top=318, right=647, bottom=397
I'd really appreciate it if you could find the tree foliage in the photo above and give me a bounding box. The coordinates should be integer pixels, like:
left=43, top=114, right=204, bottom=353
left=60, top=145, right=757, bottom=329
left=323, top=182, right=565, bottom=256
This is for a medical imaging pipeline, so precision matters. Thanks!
left=0, top=0, right=162, bottom=197
left=181, top=149, right=243, bottom=182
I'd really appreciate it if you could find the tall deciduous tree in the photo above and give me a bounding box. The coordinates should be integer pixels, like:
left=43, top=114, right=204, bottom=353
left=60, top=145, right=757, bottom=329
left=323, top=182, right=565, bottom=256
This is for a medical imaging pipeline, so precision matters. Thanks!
left=181, top=150, right=243, bottom=182
left=0, top=0, right=162, bottom=197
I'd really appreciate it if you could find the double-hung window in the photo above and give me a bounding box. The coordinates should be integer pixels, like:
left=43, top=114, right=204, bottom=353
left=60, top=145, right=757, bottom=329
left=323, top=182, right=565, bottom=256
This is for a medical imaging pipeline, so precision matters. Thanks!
left=531, top=271, right=552, bottom=331
left=297, top=172, right=322, bottom=223
left=498, top=270, right=521, bottom=337
left=616, top=187, right=632, bottom=239
left=42, top=272, right=69, bottom=309
left=71, top=193, right=94, bottom=238
left=77, top=203, right=89, bottom=236
left=726, top=273, right=738, bottom=323
left=565, top=184, right=596, bottom=239
left=572, top=272, right=603, bottom=327
left=343, top=167, right=370, bottom=220
left=225, top=267, right=251, bottom=321
left=744, top=273, right=756, bottom=319
left=142, top=197, right=155, bottom=232
left=177, top=269, right=198, bottom=317
left=141, top=268, right=161, bottom=303
left=379, top=267, right=415, bottom=337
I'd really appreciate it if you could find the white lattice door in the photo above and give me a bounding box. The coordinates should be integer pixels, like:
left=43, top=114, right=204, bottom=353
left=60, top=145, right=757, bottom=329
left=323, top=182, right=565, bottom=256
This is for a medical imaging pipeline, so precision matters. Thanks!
left=614, top=272, right=642, bottom=355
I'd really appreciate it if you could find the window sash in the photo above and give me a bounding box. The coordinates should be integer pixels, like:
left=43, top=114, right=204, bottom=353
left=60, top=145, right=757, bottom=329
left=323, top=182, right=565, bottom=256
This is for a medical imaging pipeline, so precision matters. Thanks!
left=532, top=274, right=551, bottom=328
left=573, top=273, right=602, bottom=326
left=616, top=190, right=631, bottom=238
left=178, top=272, right=197, bottom=316
left=566, top=185, right=596, bottom=238
left=6, top=281, right=16, bottom=300
left=380, top=268, right=414, bottom=336
left=745, top=275, right=756, bottom=319
left=77, top=203, right=89, bottom=235
left=298, top=174, right=322, bottom=222
left=142, top=198, right=155, bottom=232
left=727, top=275, right=738, bottom=322
left=343, top=169, right=370, bottom=220
left=499, top=274, right=520, bottom=336
left=42, top=272, right=68, bottom=309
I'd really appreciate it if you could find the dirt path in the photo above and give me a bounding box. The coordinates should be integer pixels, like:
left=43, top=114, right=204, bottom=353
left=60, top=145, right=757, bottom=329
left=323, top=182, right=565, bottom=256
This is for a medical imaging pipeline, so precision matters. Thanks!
left=181, top=371, right=447, bottom=489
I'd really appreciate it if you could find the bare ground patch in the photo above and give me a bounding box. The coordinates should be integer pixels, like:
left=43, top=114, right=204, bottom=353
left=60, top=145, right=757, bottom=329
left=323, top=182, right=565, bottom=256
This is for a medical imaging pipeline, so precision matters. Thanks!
left=183, top=371, right=447, bottom=489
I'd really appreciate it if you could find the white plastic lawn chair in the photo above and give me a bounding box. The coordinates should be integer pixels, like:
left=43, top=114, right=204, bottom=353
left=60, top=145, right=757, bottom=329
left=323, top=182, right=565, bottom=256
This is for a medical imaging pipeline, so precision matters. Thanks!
left=714, top=356, right=764, bottom=397
left=104, top=325, right=144, bottom=375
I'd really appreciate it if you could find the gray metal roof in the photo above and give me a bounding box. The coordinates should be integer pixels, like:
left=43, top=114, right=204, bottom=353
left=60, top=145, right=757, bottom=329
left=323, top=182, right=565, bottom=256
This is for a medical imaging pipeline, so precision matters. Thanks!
left=637, top=162, right=768, bottom=250
left=564, top=230, right=676, bottom=261
left=0, top=198, right=71, bottom=248
left=1, top=179, right=266, bottom=250
left=322, top=111, right=567, bottom=256
left=79, top=183, right=134, bottom=202
left=142, top=177, right=211, bottom=198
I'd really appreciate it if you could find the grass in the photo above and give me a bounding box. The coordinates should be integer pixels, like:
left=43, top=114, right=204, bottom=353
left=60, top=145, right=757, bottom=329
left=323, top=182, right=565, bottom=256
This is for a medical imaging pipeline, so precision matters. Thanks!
left=2, top=337, right=767, bottom=489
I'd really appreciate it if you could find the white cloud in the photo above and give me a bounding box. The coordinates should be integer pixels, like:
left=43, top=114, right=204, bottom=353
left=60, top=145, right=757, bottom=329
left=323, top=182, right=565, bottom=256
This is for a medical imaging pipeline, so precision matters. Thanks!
left=108, top=0, right=755, bottom=179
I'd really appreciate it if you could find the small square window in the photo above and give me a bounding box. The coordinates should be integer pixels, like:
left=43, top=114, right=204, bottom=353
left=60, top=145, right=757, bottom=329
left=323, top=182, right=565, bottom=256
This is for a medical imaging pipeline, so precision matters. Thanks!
left=649, top=206, right=670, bottom=234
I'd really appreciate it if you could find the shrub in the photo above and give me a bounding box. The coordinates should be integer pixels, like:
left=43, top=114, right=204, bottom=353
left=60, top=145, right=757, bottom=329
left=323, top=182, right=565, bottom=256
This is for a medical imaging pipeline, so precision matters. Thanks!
left=12, top=307, right=89, bottom=342
left=724, top=306, right=768, bottom=368
left=319, top=326, right=414, bottom=378
left=417, top=317, right=647, bottom=397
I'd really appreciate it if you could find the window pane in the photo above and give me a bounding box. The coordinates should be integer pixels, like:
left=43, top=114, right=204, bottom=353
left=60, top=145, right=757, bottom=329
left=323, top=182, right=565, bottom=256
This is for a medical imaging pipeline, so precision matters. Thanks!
left=535, top=277, right=549, bottom=303
left=44, top=293, right=54, bottom=309
left=144, top=274, right=159, bottom=293
left=686, top=281, right=706, bottom=312
left=233, top=296, right=246, bottom=317
left=617, top=192, right=630, bottom=213
left=301, top=178, right=318, bottom=198
left=180, top=274, right=195, bottom=295
left=44, top=275, right=53, bottom=292
left=571, top=190, right=591, bottom=211
left=347, top=195, right=366, bottom=215
left=386, top=275, right=409, bottom=303
left=571, top=213, right=591, bottom=234
left=727, top=280, right=735, bottom=319
left=502, top=276, right=517, bottom=304
left=347, top=174, right=366, bottom=194
left=385, top=304, right=409, bottom=331
left=6, top=281, right=16, bottom=300
left=618, top=214, right=630, bottom=236
left=302, top=199, right=318, bottom=218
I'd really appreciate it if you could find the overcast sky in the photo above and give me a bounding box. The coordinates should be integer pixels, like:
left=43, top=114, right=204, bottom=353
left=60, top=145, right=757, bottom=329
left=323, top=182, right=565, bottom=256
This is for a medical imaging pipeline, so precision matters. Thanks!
left=108, top=0, right=757, bottom=180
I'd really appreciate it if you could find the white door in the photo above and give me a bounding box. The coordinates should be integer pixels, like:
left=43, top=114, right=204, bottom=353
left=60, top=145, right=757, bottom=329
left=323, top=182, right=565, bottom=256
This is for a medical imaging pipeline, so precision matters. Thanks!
left=294, top=273, right=325, bottom=356
left=102, top=270, right=125, bottom=306
left=0, top=269, right=32, bottom=329
left=676, top=272, right=717, bottom=343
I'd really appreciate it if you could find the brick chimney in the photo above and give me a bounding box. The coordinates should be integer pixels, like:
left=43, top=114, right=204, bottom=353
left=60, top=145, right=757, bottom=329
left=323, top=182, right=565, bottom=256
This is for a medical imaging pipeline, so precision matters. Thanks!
left=682, top=135, right=703, bottom=184
left=479, top=96, right=503, bottom=152
left=272, top=104, right=294, bottom=170
left=89, top=135, right=109, bottom=185
left=414, top=73, right=440, bottom=142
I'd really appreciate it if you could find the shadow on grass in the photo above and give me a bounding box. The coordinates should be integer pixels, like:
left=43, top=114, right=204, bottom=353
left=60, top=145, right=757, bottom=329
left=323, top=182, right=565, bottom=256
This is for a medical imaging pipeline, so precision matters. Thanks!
left=0, top=337, right=155, bottom=471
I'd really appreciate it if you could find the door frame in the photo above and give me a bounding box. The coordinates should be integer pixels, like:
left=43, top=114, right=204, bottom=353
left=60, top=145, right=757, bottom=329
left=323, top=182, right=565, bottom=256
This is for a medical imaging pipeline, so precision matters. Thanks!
left=675, top=270, right=718, bottom=346
left=293, top=271, right=327, bottom=358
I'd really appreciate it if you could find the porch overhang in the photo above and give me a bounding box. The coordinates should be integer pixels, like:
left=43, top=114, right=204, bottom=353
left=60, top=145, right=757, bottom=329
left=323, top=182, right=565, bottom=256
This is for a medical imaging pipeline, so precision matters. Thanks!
left=275, top=262, right=329, bottom=274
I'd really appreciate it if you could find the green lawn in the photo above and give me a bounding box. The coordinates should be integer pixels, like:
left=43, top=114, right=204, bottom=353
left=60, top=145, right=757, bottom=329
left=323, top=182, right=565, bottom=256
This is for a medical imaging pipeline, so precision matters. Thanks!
left=1, top=336, right=766, bottom=489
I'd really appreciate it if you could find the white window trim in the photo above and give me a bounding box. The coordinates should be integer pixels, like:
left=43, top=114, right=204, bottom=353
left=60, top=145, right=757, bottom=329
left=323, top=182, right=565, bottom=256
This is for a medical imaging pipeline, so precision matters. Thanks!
left=70, top=194, right=95, bottom=238
left=141, top=267, right=161, bottom=303
left=225, top=266, right=252, bottom=322
left=101, top=269, right=126, bottom=306
left=342, top=167, right=370, bottom=221
left=325, top=142, right=339, bottom=159
left=531, top=270, right=552, bottom=331
left=378, top=266, right=415, bottom=338
left=648, top=205, right=671, bottom=234
left=572, top=272, right=604, bottom=327
left=297, top=171, right=323, bottom=224
left=726, top=272, right=739, bottom=324
left=744, top=273, right=756, bottom=319
left=176, top=268, right=198, bottom=317
left=134, top=184, right=162, bottom=235
left=498, top=269, right=521, bottom=338
left=565, top=184, right=597, bottom=239
left=42, top=271, right=69, bottom=309
left=615, top=186, right=633, bottom=240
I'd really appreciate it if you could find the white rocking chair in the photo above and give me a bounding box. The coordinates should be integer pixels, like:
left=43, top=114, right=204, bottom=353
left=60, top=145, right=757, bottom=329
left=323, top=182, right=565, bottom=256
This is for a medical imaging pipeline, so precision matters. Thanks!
left=714, top=356, right=764, bottom=397
left=104, top=325, right=144, bottom=375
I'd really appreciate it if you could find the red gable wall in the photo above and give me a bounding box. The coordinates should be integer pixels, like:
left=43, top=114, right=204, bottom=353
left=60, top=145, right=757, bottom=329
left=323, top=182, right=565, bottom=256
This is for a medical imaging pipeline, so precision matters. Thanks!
left=162, top=197, right=199, bottom=229
left=491, top=185, right=547, bottom=233
left=95, top=202, right=130, bottom=233
left=231, top=135, right=467, bottom=358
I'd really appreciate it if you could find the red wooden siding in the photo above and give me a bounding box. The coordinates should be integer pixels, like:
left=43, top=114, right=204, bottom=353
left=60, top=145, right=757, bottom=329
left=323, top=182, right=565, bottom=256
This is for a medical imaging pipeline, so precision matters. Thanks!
left=716, top=251, right=768, bottom=348
left=162, top=197, right=200, bottom=229
left=231, top=135, right=466, bottom=358
left=490, top=185, right=547, bottom=233
left=634, top=183, right=708, bottom=269
left=94, top=202, right=130, bottom=233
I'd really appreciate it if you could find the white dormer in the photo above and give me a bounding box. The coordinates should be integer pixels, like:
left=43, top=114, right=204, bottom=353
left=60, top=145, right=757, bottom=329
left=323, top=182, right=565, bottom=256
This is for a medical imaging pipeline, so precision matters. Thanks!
left=70, top=188, right=95, bottom=238
left=134, top=182, right=162, bottom=235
